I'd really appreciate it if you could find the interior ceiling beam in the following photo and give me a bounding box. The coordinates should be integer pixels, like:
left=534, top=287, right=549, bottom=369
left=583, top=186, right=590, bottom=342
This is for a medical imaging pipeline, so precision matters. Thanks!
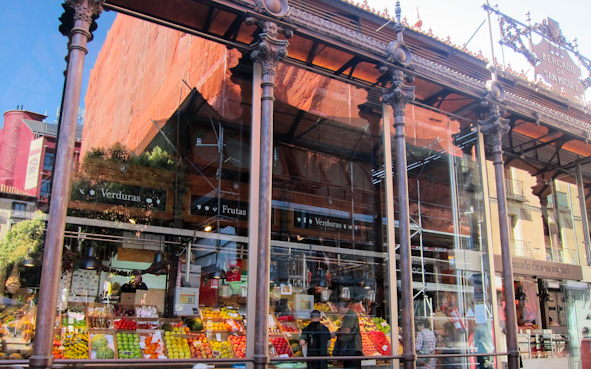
left=306, top=41, right=320, bottom=66
left=418, top=89, right=452, bottom=107
left=222, top=15, right=242, bottom=40
left=516, top=135, right=568, bottom=155
left=450, top=100, right=480, bottom=118
left=334, top=56, right=360, bottom=76
left=284, top=110, right=305, bottom=142
left=202, top=6, right=218, bottom=33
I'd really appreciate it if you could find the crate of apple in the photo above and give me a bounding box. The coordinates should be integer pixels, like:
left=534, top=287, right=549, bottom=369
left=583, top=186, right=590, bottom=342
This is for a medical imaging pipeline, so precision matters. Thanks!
left=271, top=337, right=292, bottom=357
left=116, top=332, right=142, bottom=359
left=114, top=318, right=137, bottom=330
left=187, top=333, right=213, bottom=359
left=229, top=335, right=246, bottom=358
left=280, top=322, right=299, bottom=333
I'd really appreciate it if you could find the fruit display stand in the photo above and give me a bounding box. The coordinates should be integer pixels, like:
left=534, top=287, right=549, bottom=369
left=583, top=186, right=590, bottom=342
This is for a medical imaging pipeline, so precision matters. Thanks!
left=87, top=303, right=113, bottom=329
left=89, top=330, right=116, bottom=359
left=139, top=330, right=167, bottom=359
left=115, top=331, right=142, bottom=359
left=228, top=334, right=246, bottom=358
left=186, top=332, right=214, bottom=359
left=1, top=305, right=36, bottom=359
left=269, top=335, right=293, bottom=358
left=279, top=320, right=300, bottom=334
left=210, top=338, right=235, bottom=358
left=313, top=302, right=334, bottom=313
left=136, top=318, right=159, bottom=330
left=113, top=317, right=137, bottom=330
left=60, top=327, right=90, bottom=359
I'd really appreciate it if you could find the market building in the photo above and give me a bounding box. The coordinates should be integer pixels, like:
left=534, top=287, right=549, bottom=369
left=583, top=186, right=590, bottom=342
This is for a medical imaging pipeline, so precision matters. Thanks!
left=1, top=1, right=591, bottom=369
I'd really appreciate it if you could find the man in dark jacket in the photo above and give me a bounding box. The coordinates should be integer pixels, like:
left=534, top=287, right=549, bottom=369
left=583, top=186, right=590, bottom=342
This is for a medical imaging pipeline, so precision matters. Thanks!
left=300, top=310, right=331, bottom=369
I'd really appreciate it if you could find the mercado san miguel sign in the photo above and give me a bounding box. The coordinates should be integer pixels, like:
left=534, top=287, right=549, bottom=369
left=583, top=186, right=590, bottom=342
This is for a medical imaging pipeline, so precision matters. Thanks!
left=533, top=39, right=585, bottom=102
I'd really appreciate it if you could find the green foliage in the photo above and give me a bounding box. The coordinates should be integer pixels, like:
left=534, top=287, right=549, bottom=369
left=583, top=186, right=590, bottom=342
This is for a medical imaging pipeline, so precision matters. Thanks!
left=0, top=212, right=45, bottom=269
left=84, top=142, right=176, bottom=171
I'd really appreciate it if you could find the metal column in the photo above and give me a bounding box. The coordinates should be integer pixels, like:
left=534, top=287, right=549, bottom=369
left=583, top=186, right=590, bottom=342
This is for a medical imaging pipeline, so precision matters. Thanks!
left=479, top=103, right=519, bottom=369
left=30, top=1, right=104, bottom=368
left=576, top=163, right=591, bottom=265
left=246, top=13, right=290, bottom=369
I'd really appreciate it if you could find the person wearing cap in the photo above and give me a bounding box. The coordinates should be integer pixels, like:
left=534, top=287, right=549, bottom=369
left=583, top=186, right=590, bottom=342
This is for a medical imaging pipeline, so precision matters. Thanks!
left=299, top=310, right=331, bottom=369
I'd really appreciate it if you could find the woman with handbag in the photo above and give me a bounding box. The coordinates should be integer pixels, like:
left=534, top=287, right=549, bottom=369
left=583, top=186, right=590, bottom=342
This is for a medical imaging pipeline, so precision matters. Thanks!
left=335, top=301, right=363, bottom=369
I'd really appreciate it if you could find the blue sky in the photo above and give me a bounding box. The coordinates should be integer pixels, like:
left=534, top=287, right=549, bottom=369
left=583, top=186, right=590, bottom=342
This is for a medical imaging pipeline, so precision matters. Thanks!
left=0, top=2, right=115, bottom=125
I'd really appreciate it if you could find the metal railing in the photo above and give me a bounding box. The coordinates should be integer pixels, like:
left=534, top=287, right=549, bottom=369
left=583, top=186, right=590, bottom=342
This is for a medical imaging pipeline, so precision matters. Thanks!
left=510, top=239, right=539, bottom=259
left=505, top=178, right=527, bottom=202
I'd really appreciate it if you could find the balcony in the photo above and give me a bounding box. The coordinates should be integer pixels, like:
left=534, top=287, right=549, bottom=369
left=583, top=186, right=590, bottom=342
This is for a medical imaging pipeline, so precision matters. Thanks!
left=505, top=179, right=528, bottom=202
left=547, top=247, right=579, bottom=265
left=10, top=210, right=35, bottom=219
left=510, top=239, right=540, bottom=259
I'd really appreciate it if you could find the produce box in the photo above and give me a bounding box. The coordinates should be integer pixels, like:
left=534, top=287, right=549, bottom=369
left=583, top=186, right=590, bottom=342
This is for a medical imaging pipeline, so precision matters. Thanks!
left=89, top=330, right=117, bottom=359
left=136, top=318, right=159, bottom=330
left=113, top=304, right=136, bottom=317
left=210, top=338, right=234, bottom=358
left=360, top=332, right=379, bottom=356
left=200, top=307, right=222, bottom=319
left=270, top=335, right=293, bottom=357
left=139, top=330, right=166, bottom=359
left=115, top=331, right=142, bottom=359
left=280, top=321, right=299, bottom=334
left=113, top=317, right=137, bottom=330
left=358, top=313, right=378, bottom=333
left=268, top=314, right=282, bottom=334
left=186, top=332, right=213, bottom=358
left=61, top=328, right=90, bottom=359
left=163, top=330, right=190, bottom=359
left=160, top=317, right=183, bottom=331
left=367, top=330, right=391, bottom=355
left=228, top=334, right=246, bottom=358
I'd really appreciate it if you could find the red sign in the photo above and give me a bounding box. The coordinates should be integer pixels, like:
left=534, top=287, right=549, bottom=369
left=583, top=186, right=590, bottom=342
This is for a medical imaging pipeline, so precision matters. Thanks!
left=533, top=39, right=585, bottom=103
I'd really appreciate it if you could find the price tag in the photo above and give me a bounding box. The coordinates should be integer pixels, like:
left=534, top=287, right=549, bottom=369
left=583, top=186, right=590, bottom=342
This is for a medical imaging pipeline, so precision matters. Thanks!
left=123, top=350, right=132, bottom=356
left=212, top=350, right=221, bottom=357
left=279, top=354, right=289, bottom=358
left=382, top=345, right=388, bottom=351
left=216, top=333, right=222, bottom=341
left=381, top=322, right=388, bottom=327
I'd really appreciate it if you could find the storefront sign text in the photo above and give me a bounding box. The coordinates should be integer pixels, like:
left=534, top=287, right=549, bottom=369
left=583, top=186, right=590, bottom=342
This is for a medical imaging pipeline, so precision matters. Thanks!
left=71, top=181, right=167, bottom=211
left=494, top=255, right=583, bottom=280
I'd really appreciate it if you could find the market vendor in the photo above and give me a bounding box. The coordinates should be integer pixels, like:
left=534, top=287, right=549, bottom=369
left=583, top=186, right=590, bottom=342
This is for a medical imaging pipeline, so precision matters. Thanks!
left=120, top=275, right=148, bottom=294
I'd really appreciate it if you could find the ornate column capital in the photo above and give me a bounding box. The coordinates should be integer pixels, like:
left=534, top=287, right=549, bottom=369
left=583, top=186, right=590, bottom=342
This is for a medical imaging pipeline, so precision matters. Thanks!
left=381, top=69, right=415, bottom=122
left=478, top=101, right=510, bottom=149
left=246, top=15, right=292, bottom=81
left=65, top=0, right=103, bottom=24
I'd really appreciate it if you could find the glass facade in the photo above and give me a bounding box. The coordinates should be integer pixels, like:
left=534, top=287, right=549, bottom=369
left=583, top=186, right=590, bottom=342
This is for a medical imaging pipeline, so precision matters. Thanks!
left=0, top=3, right=590, bottom=369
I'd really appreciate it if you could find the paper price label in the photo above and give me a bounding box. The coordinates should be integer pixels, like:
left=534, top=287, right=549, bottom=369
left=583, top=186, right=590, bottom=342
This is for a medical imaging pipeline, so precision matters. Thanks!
left=213, top=350, right=221, bottom=357
left=279, top=354, right=290, bottom=358
left=381, top=322, right=388, bottom=327
left=216, top=333, right=222, bottom=341
left=382, top=345, right=388, bottom=351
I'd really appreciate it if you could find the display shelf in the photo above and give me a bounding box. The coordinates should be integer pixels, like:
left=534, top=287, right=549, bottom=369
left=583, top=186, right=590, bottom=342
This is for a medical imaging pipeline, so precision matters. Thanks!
left=210, top=338, right=235, bottom=358
left=114, top=331, right=142, bottom=359
left=186, top=332, right=214, bottom=359
left=139, top=330, right=167, bottom=359
left=270, top=335, right=293, bottom=357
left=113, top=317, right=137, bottom=330
left=89, top=330, right=117, bottom=359
left=279, top=321, right=300, bottom=334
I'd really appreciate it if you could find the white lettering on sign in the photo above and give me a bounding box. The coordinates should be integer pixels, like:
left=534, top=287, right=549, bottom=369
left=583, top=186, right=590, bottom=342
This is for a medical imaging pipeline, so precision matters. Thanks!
left=100, top=188, right=141, bottom=202
left=314, top=217, right=344, bottom=229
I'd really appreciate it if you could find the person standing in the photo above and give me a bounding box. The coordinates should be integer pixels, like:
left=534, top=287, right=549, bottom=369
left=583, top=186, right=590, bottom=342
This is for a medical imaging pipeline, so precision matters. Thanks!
left=334, top=301, right=363, bottom=369
left=120, top=275, right=148, bottom=294
left=581, top=327, right=591, bottom=369
left=473, top=323, right=493, bottom=369
left=416, top=319, right=437, bottom=369
left=299, top=310, right=331, bottom=369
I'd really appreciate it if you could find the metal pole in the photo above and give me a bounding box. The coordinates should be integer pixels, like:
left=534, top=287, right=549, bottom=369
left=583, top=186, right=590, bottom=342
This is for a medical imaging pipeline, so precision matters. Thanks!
left=576, top=163, right=591, bottom=265
left=382, top=104, right=400, bottom=369
left=247, top=15, right=290, bottom=369
left=479, top=106, right=519, bottom=369
left=30, top=1, right=103, bottom=368
left=382, top=69, right=416, bottom=369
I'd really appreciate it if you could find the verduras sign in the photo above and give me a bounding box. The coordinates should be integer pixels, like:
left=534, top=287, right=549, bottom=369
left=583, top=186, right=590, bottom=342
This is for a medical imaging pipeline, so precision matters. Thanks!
left=71, top=181, right=167, bottom=211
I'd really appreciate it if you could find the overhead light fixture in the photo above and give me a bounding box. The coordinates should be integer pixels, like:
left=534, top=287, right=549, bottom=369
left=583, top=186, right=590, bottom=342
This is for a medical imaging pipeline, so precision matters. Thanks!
left=129, top=218, right=136, bottom=224
left=22, top=259, right=35, bottom=267
left=204, top=225, right=212, bottom=232
left=80, top=245, right=101, bottom=270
